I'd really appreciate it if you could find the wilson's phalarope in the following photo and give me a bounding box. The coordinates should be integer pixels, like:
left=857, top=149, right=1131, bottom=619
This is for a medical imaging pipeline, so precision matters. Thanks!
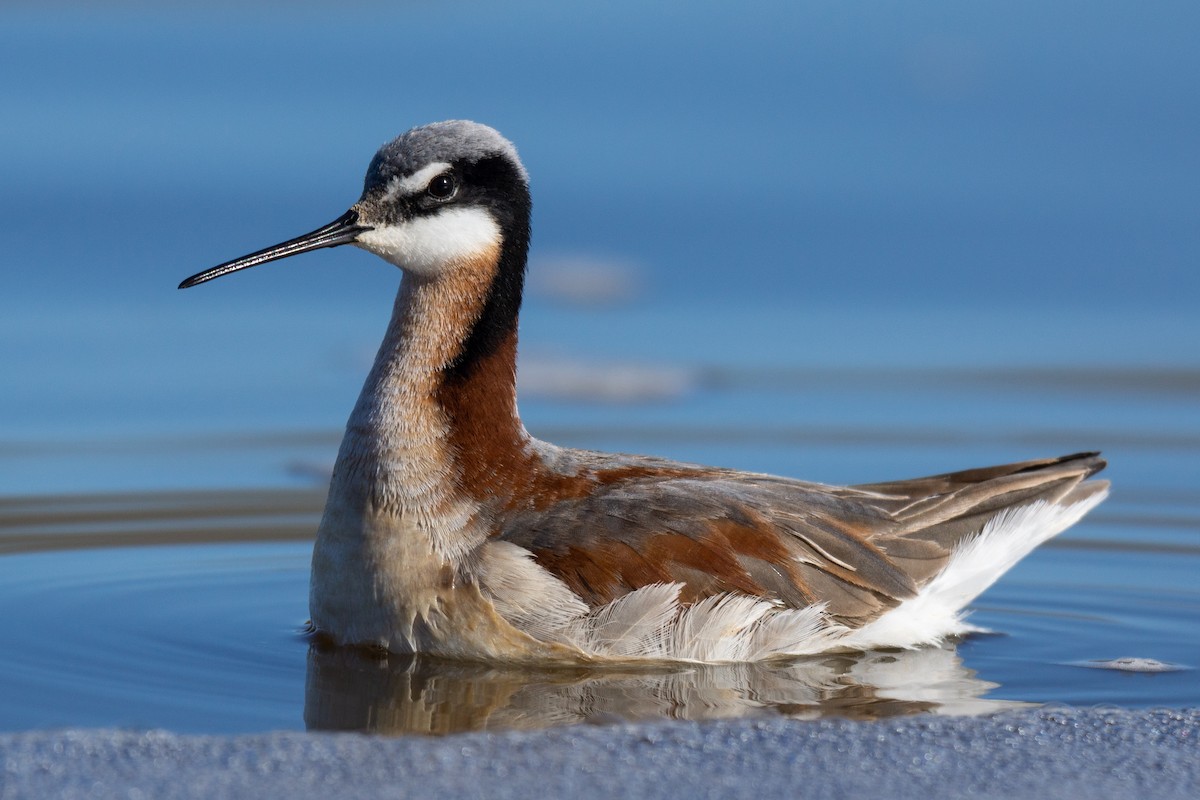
left=180, top=120, right=1108, bottom=663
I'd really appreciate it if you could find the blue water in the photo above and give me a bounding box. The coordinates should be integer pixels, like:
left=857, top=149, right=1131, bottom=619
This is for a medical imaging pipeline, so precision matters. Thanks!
left=4, top=2, right=1199, bottom=445
left=0, top=2, right=1197, bottom=734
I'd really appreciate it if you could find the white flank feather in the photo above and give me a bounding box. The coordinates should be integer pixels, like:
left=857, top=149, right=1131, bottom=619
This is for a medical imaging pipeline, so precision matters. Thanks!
left=479, top=542, right=589, bottom=641
left=667, top=594, right=778, bottom=662
left=556, top=585, right=843, bottom=663
left=839, top=490, right=1109, bottom=651
left=668, top=596, right=843, bottom=662
left=745, top=605, right=846, bottom=660
left=562, top=583, right=682, bottom=658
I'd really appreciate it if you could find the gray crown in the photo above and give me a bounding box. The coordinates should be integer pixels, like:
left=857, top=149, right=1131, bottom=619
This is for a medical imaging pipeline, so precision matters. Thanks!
left=363, top=120, right=527, bottom=191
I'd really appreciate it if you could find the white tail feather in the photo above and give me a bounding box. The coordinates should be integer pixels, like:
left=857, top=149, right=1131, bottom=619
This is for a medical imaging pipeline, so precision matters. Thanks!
left=839, top=491, right=1109, bottom=651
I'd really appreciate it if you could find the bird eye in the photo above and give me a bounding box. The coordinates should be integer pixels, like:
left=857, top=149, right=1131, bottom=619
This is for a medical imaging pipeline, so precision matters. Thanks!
left=426, top=173, right=457, bottom=201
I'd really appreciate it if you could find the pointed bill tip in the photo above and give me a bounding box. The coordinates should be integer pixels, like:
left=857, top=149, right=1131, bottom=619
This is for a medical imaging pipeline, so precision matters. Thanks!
left=178, top=209, right=370, bottom=289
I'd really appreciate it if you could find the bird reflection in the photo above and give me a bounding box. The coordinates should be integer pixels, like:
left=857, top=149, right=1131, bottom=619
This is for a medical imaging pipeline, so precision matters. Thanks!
left=304, top=640, right=1025, bottom=735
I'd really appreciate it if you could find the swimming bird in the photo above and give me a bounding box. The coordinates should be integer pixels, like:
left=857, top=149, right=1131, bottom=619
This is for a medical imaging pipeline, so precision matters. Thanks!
left=180, top=120, right=1108, bottom=664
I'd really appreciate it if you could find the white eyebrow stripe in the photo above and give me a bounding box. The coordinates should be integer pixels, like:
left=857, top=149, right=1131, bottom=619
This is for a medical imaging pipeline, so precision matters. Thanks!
left=383, top=161, right=453, bottom=201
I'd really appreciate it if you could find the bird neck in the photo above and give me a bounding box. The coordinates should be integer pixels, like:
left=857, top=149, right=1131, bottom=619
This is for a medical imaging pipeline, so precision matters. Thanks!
left=337, top=243, right=530, bottom=517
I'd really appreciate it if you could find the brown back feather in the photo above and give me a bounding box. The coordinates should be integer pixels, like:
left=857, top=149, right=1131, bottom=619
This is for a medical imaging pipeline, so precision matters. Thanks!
left=496, top=449, right=1107, bottom=627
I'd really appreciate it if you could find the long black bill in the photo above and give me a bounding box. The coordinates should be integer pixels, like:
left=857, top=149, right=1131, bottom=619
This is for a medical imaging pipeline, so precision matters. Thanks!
left=178, top=209, right=372, bottom=289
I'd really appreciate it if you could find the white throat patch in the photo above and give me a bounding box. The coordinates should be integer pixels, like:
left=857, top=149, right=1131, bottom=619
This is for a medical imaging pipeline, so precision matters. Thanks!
left=355, top=206, right=502, bottom=276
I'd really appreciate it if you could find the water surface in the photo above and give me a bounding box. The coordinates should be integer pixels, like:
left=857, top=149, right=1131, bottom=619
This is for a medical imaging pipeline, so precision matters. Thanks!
left=2, top=360, right=1196, bottom=736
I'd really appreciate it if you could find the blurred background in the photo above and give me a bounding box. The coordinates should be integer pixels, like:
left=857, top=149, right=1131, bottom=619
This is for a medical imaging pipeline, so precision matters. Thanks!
left=1, top=0, right=1197, bottom=496
left=1, top=0, right=1199, bottom=733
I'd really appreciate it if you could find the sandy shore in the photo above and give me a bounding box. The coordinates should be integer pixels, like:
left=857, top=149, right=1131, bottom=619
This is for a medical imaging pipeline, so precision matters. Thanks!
left=1, top=707, right=1195, bottom=800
